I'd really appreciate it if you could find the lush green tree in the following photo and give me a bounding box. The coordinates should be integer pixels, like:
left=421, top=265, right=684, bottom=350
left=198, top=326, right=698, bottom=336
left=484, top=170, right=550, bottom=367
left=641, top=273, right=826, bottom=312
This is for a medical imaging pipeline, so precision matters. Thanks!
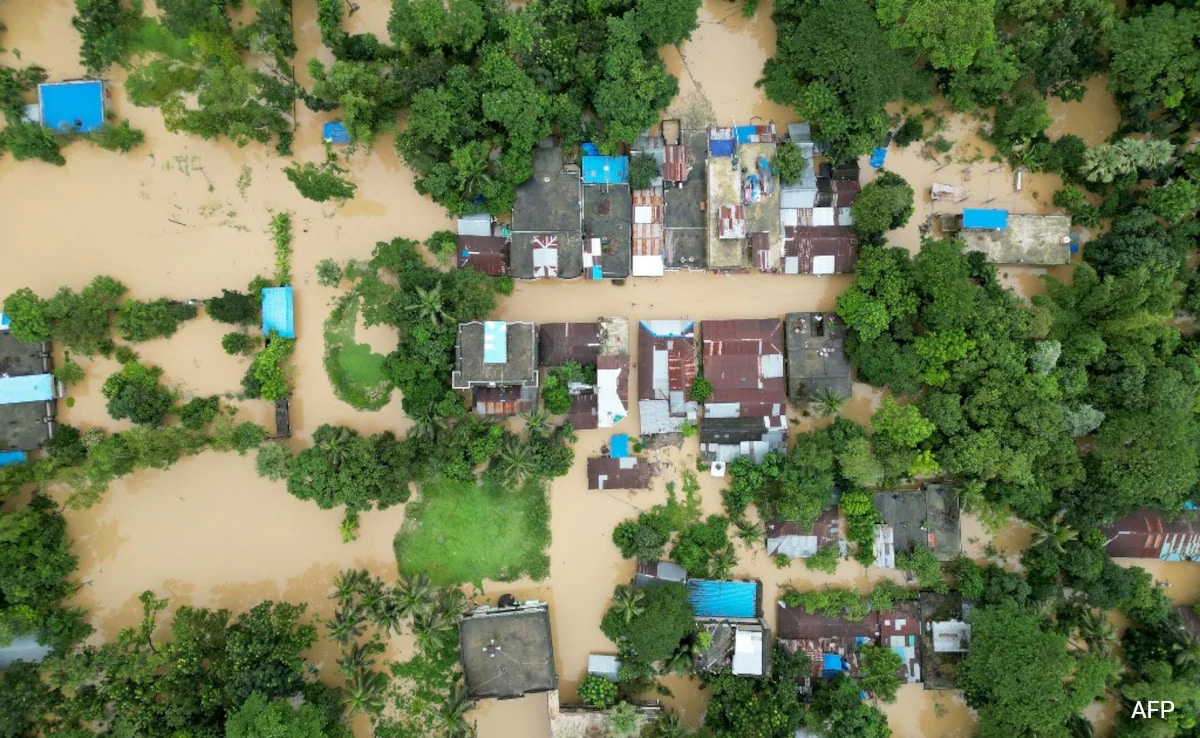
left=158, top=0, right=230, bottom=37
left=805, top=543, right=841, bottom=574
left=286, top=425, right=414, bottom=512
left=877, top=0, right=997, bottom=72
left=1146, top=178, right=1199, bottom=224
left=773, top=141, right=806, bottom=184
left=1085, top=208, right=1183, bottom=278
left=116, top=298, right=198, bottom=342
left=600, top=582, right=695, bottom=664
left=961, top=601, right=1108, bottom=737
left=307, top=60, right=405, bottom=145
left=249, top=334, right=295, bottom=401
left=207, top=289, right=260, bottom=325
left=1106, top=5, right=1200, bottom=130
left=73, top=0, right=141, bottom=74
left=102, top=362, right=175, bottom=426
left=90, top=120, right=146, bottom=152
left=0, top=64, right=48, bottom=125
left=763, top=0, right=930, bottom=162
left=859, top=644, right=904, bottom=701
left=1003, top=0, right=1114, bottom=101
left=222, top=332, right=259, bottom=356
left=629, top=153, right=661, bottom=190
left=991, top=88, right=1051, bottom=153
left=633, top=0, right=702, bottom=47
left=2, top=288, right=52, bottom=344
left=895, top=545, right=947, bottom=593
left=45, top=424, right=89, bottom=467
left=809, top=673, right=892, bottom=737
left=226, top=692, right=349, bottom=738
left=871, top=396, right=934, bottom=449
left=671, top=515, right=731, bottom=579
left=851, top=170, right=915, bottom=236
left=284, top=161, right=358, bottom=202
left=256, top=442, right=293, bottom=482
left=178, top=395, right=220, bottom=430
left=703, top=647, right=807, bottom=738
left=594, top=17, right=678, bottom=150
left=577, top=673, right=618, bottom=708
left=612, top=508, right=673, bottom=561
left=2, top=122, right=65, bottom=166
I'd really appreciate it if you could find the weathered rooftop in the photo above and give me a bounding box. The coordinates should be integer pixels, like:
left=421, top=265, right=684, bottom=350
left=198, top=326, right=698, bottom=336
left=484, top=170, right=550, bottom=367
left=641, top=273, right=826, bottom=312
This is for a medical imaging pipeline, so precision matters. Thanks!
left=781, top=226, right=859, bottom=275
left=766, top=504, right=843, bottom=559
left=582, top=184, right=632, bottom=280
left=587, top=456, right=651, bottom=490
left=511, top=144, right=582, bottom=279
left=459, top=603, right=557, bottom=700
left=538, top=323, right=601, bottom=367
left=634, top=560, right=687, bottom=588
left=918, top=592, right=972, bottom=690
left=457, top=235, right=510, bottom=277
left=510, top=232, right=583, bottom=280
left=1102, top=508, right=1200, bottom=561
left=0, top=332, right=53, bottom=451
left=705, top=142, right=781, bottom=270
left=632, top=188, right=665, bottom=277
left=473, top=385, right=537, bottom=417
left=700, top=319, right=787, bottom=461
left=777, top=601, right=921, bottom=684
left=637, top=320, right=698, bottom=435
left=452, top=321, right=538, bottom=390
left=664, top=130, right=708, bottom=270
left=958, top=213, right=1072, bottom=265
left=872, top=484, right=962, bottom=565
left=784, top=312, right=852, bottom=402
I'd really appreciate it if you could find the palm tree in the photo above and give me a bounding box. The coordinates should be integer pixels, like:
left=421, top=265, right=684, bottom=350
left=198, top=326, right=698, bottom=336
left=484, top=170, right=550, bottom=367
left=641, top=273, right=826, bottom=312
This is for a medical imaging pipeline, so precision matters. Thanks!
left=1031, top=511, right=1078, bottom=554
left=331, top=568, right=369, bottom=607
left=374, top=595, right=405, bottom=638
left=647, top=712, right=686, bottom=738
left=1170, top=628, right=1200, bottom=670
left=493, top=436, right=535, bottom=486
left=521, top=409, right=550, bottom=438
left=409, top=415, right=438, bottom=443
left=345, top=667, right=387, bottom=716
left=733, top=517, right=764, bottom=548
left=1075, top=609, right=1118, bottom=657
left=612, top=585, right=646, bottom=625
left=711, top=544, right=738, bottom=580
left=812, top=387, right=847, bottom=417
left=394, top=572, right=435, bottom=618
left=317, top=426, right=356, bottom=468
left=436, top=683, right=477, bottom=738
left=359, top=576, right=387, bottom=621
left=412, top=607, right=457, bottom=653
left=338, top=640, right=381, bottom=678
left=663, top=644, right=694, bottom=675
left=434, top=587, right=469, bottom=620
left=326, top=607, right=366, bottom=645
left=405, top=284, right=452, bottom=326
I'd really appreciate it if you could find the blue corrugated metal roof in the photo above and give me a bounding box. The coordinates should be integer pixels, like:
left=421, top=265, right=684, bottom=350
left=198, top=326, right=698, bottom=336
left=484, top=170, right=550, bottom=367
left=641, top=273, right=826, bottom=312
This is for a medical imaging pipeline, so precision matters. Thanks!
left=734, top=126, right=758, bottom=143
left=963, top=208, right=1008, bottom=230
left=582, top=156, right=629, bottom=184
left=0, top=450, right=27, bottom=467
left=611, top=434, right=629, bottom=458
left=323, top=121, right=350, bottom=144
left=261, top=287, right=295, bottom=339
left=38, top=80, right=105, bottom=134
left=0, top=374, right=53, bottom=405
left=483, top=321, right=507, bottom=364
left=687, top=579, right=757, bottom=618
left=710, top=137, right=735, bottom=157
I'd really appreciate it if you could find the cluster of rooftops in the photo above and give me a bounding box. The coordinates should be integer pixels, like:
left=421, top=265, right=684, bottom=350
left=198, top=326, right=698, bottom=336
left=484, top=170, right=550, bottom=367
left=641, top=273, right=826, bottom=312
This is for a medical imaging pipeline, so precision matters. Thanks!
left=456, top=120, right=1074, bottom=281
left=0, top=325, right=59, bottom=467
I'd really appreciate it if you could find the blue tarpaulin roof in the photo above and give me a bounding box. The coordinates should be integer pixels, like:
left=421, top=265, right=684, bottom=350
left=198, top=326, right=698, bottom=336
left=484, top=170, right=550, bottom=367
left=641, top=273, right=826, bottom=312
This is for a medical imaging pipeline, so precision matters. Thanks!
left=963, top=208, right=1009, bottom=230
left=261, top=287, right=295, bottom=339
left=822, top=653, right=844, bottom=678
left=611, top=434, right=629, bottom=458
left=483, top=321, right=507, bottom=364
left=582, top=142, right=601, bottom=156
left=869, top=147, right=887, bottom=169
left=0, top=374, right=53, bottom=405
left=582, top=156, right=629, bottom=184
left=734, top=126, right=758, bottom=143
left=38, top=81, right=105, bottom=134
left=323, top=121, right=350, bottom=144
left=0, top=451, right=28, bottom=467
left=709, top=137, right=735, bottom=157
left=687, top=579, right=757, bottom=618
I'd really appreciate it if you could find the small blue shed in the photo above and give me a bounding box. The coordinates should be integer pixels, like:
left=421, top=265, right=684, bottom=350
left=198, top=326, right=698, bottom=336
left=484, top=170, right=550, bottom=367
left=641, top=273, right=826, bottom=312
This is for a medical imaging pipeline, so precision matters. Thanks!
left=38, top=80, right=105, bottom=134
left=582, top=156, right=629, bottom=185
left=323, top=121, right=351, bottom=144
left=0, top=450, right=28, bottom=467
left=821, top=653, right=845, bottom=679
left=962, top=208, right=1009, bottom=230
left=0, top=375, right=54, bottom=406
left=261, top=286, right=295, bottom=340
left=610, top=434, right=629, bottom=458
left=686, top=579, right=758, bottom=619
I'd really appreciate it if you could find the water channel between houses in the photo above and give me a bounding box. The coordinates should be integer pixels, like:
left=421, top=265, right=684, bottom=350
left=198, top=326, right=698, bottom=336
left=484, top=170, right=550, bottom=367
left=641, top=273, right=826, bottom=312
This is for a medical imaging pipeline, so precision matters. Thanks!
left=0, top=1, right=1192, bottom=737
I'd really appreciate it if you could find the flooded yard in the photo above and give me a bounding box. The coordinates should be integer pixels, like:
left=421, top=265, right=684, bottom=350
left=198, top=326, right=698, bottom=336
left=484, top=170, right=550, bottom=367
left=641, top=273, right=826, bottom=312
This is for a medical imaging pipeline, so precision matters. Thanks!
left=0, top=2, right=1191, bottom=738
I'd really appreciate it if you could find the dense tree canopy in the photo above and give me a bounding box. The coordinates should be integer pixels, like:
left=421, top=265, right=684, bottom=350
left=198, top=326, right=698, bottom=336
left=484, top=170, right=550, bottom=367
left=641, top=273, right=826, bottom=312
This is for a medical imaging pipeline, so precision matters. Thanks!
left=286, top=425, right=416, bottom=513
left=600, top=582, right=695, bottom=665
left=877, top=0, right=997, bottom=72
left=1106, top=4, right=1200, bottom=130
left=851, top=171, right=915, bottom=236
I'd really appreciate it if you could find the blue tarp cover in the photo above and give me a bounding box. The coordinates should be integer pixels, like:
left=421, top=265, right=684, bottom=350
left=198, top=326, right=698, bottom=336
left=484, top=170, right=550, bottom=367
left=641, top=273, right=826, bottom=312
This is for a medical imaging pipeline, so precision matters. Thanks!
left=323, top=121, right=350, bottom=144
left=734, top=126, right=758, bottom=144
left=869, top=147, right=887, bottom=169
left=963, top=208, right=1009, bottom=230
left=822, top=653, right=844, bottom=676
left=0, top=374, right=53, bottom=405
left=687, top=579, right=757, bottom=619
left=709, top=137, right=735, bottom=157
left=0, top=313, right=9, bottom=329
left=582, top=156, right=629, bottom=184
left=582, top=142, right=601, bottom=156
left=261, top=286, right=295, bottom=340
left=611, top=434, right=629, bottom=458
left=0, top=451, right=28, bottom=467
left=592, top=265, right=603, bottom=280
left=38, top=81, right=104, bottom=134
left=483, top=321, right=507, bottom=364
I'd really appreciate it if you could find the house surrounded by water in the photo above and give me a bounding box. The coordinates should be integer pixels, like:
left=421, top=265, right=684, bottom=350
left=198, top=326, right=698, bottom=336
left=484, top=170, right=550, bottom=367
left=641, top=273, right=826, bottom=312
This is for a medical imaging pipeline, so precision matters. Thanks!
left=538, top=318, right=630, bottom=429
left=0, top=327, right=58, bottom=458
left=698, top=318, right=787, bottom=462
left=872, top=484, right=961, bottom=568
left=705, top=125, right=781, bottom=271
left=452, top=321, right=539, bottom=417
left=688, top=579, right=771, bottom=677
left=779, top=125, right=860, bottom=275
left=459, top=600, right=558, bottom=700
left=784, top=312, right=852, bottom=403
left=1102, top=508, right=1200, bottom=562
left=456, top=214, right=510, bottom=277
left=957, top=209, right=1072, bottom=265
left=511, top=143, right=583, bottom=280
left=637, top=320, right=699, bottom=436
left=663, top=124, right=708, bottom=270
left=918, top=591, right=972, bottom=690
left=766, top=498, right=844, bottom=560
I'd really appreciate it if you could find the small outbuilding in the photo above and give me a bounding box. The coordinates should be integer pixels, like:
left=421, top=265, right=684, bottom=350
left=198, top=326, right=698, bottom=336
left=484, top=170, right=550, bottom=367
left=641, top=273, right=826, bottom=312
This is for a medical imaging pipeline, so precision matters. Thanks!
left=38, top=80, right=105, bottom=134
left=261, top=286, right=295, bottom=340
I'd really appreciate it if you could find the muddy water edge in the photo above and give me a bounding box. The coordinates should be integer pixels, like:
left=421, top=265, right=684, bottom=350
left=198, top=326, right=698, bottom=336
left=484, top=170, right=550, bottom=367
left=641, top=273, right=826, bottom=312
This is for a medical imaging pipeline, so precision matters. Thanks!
left=1, top=4, right=1190, bottom=738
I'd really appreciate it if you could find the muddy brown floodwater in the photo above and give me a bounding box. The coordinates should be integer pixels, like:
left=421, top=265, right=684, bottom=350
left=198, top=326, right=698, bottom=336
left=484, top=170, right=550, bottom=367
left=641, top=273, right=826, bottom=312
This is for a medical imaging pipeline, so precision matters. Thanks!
left=0, top=2, right=1190, bottom=737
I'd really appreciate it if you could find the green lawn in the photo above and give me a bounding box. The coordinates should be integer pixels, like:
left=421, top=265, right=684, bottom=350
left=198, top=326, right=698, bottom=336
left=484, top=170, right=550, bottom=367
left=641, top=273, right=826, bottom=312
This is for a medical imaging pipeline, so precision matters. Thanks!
left=322, top=292, right=394, bottom=410
left=394, top=478, right=551, bottom=586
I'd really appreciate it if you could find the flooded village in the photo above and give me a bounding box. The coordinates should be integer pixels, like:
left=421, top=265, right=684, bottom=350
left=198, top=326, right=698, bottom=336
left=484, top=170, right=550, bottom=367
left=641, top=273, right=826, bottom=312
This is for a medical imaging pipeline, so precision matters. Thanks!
left=2, top=1, right=1200, bottom=738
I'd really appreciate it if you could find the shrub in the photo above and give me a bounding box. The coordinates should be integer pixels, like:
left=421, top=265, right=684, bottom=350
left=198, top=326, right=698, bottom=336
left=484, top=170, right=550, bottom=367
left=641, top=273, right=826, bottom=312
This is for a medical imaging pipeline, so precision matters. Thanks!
left=178, top=395, right=220, bottom=430
left=3, top=122, right=66, bottom=166
left=231, top=422, right=268, bottom=455
left=249, top=333, right=295, bottom=400
left=54, top=359, right=85, bottom=385
left=541, top=374, right=572, bottom=415
left=629, top=153, right=660, bottom=189
left=116, top=298, right=197, bottom=342
left=424, top=230, right=458, bottom=258
left=894, top=117, right=924, bottom=147
left=284, top=161, right=356, bottom=202
left=271, top=211, right=293, bottom=285
left=316, top=259, right=342, bottom=287
left=773, top=553, right=792, bottom=569
left=608, top=702, right=639, bottom=738
left=688, top=375, right=713, bottom=403
left=255, top=441, right=293, bottom=481
left=680, top=420, right=697, bottom=437
left=805, top=543, right=841, bottom=574
left=101, top=362, right=174, bottom=426
left=773, top=141, right=806, bottom=184
left=113, top=344, right=139, bottom=364
left=45, top=424, right=88, bottom=466
left=207, top=289, right=259, bottom=325
left=221, top=332, right=258, bottom=356
left=578, top=673, right=618, bottom=708
left=494, top=275, right=514, bottom=295
left=90, top=121, right=145, bottom=152
left=612, top=509, right=673, bottom=561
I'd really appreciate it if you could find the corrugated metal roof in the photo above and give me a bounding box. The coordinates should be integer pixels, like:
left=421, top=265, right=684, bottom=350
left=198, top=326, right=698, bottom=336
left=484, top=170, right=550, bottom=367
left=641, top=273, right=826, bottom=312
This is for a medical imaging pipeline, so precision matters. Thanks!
left=783, top=226, right=859, bottom=274
left=457, top=235, right=509, bottom=276
left=0, top=374, right=53, bottom=405
left=538, top=323, right=601, bottom=367
left=587, top=456, right=651, bottom=490
left=1103, top=509, right=1200, bottom=560
left=688, top=579, right=758, bottom=618
left=663, top=144, right=689, bottom=182
left=719, top=205, right=746, bottom=239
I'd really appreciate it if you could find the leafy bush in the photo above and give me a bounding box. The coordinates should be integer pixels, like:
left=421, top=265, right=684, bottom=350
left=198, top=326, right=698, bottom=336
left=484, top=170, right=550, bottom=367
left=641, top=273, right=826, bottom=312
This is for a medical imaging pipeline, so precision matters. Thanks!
left=90, top=120, right=145, bottom=152
left=178, top=395, right=220, bottom=430
left=425, top=230, right=458, bottom=258
left=608, top=702, right=639, bottom=738
left=271, top=211, right=293, bottom=285
left=896, top=545, right=948, bottom=593
left=629, top=153, right=660, bottom=189
left=541, top=373, right=572, bottom=415
left=612, top=509, right=673, bottom=560
left=231, top=422, right=268, bottom=455
left=284, top=161, right=357, bottom=202
left=316, top=259, right=343, bottom=287
left=773, top=141, right=806, bottom=184
left=222, top=332, right=259, bottom=356
left=101, top=362, right=174, bottom=426
left=894, top=117, right=924, bottom=147
left=2, top=122, right=66, bottom=165
left=54, top=359, right=86, bottom=385
left=207, top=289, right=259, bottom=325
left=255, top=442, right=293, bottom=481
left=116, top=298, right=197, bottom=342
left=578, top=673, right=618, bottom=708
left=249, top=333, right=295, bottom=401
left=671, top=515, right=731, bottom=578
left=805, top=543, right=841, bottom=574
left=45, top=424, right=88, bottom=466
left=688, top=374, right=713, bottom=403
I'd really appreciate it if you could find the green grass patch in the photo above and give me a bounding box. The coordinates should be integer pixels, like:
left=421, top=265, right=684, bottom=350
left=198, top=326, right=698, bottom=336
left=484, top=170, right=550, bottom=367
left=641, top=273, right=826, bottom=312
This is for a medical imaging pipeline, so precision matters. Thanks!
left=323, top=291, right=394, bottom=410
left=129, top=18, right=193, bottom=61
left=394, top=478, right=551, bottom=586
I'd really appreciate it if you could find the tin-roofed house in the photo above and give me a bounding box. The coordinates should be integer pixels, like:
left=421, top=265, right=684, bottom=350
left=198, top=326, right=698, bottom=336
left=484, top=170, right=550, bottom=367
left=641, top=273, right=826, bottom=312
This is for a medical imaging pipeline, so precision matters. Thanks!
left=459, top=600, right=558, bottom=700
left=1102, top=509, right=1200, bottom=562
left=957, top=211, right=1072, bottom=265
left=632, top=187, right=666, bottom=277
left=587, top=434, right=651, bottom=491
left=689, top=579, right=771, bottom=677
left=38, top=80, right=105, bottom=134
left=766, top=499, right=844, bottom=560
left=699, top=319, right=787, bottom=462
left=918, top=591, right=972, bottom=690
left=538, top=318, right=630, bottom=429
left=664, top=129, right=707, bottom=270
left=784, top=312, right=851, bottom=403
left=453, top=321, right=538, bottom=417
left=780, top=151, right=860, bottom=275
left=457, top=214, right=509, bottom=277
left=637, top=320, right=699, bottom=436
left=872, top=485, right=961, bottom=568
left=511, top=143, right=583, bottom=280
left=0, top=331, right=57, bottom=454
left=634, top=560, right=688, bottom=588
